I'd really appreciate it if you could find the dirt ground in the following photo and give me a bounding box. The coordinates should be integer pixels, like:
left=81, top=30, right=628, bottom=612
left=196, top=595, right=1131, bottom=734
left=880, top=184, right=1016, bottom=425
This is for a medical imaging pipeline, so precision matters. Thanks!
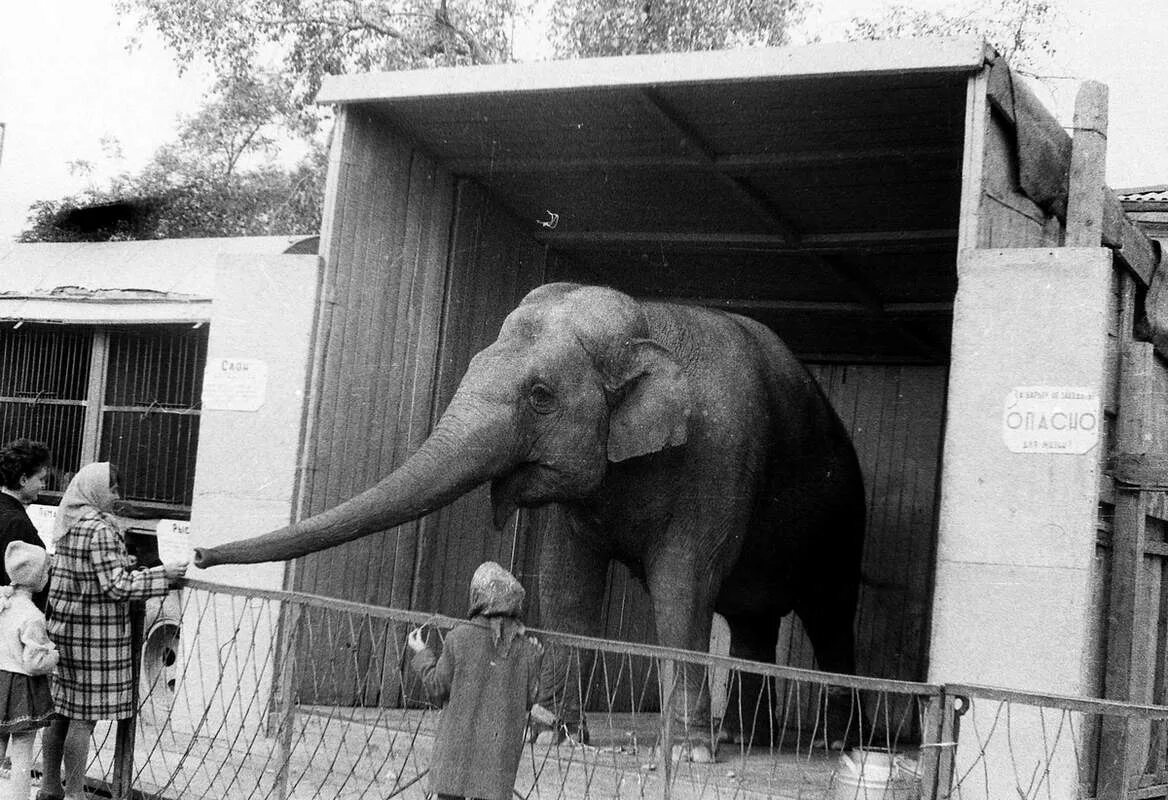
left=79, top=703, right=919, bottom=800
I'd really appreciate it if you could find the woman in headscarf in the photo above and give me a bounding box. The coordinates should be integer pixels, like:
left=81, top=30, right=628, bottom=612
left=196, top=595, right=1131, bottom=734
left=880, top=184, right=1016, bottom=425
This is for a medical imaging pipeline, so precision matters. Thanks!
left=406, top=561, right=545, bottom=800
left=38, top=463, right=186, bottom=800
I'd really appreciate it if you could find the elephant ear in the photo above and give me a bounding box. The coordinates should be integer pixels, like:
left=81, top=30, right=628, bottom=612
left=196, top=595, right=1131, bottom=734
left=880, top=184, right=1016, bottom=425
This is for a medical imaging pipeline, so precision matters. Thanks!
left=606, top=340, right=691, bottom=462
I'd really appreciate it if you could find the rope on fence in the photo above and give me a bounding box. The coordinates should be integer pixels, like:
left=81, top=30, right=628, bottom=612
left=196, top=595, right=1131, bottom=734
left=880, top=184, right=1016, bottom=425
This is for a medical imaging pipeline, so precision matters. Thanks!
left=58, top=579, right=1168, bottom=800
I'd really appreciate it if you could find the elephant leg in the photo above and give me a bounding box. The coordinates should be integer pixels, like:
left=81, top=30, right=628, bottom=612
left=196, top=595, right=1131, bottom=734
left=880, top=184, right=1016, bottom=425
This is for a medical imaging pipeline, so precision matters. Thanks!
left=719, top=613, right=780, bottom=749
left=646, top=561, right=716, bottom=762
left=536, top=519, right=608, bottom=742
left=796, top=595, right=863, bottom=751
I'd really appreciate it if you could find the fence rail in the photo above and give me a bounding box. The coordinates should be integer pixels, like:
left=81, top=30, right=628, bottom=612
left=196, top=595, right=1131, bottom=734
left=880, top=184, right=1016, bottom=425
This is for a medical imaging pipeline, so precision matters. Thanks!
left=56, top=580, right=1168, bottom=800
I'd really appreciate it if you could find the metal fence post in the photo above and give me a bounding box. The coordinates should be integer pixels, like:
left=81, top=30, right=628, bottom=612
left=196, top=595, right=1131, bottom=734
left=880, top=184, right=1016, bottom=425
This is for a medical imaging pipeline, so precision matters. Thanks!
left=113, top=600, right=145, bottom=799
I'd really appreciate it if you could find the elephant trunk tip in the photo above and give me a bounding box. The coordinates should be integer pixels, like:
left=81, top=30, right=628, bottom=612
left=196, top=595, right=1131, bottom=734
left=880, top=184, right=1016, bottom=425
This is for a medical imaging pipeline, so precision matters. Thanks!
left=192, top=547, right=218, bottom=569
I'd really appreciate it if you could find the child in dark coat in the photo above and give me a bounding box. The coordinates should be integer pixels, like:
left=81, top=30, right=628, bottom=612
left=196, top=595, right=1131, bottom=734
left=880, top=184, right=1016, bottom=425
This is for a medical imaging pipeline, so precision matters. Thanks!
left=407, top=562, right=545, bottom=800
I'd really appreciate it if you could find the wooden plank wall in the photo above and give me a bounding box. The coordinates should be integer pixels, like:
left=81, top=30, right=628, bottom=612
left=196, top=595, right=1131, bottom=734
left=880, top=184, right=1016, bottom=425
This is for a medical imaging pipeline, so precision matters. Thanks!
left=806, top=364, right=947, bottom=684
left=292, top=106, right=457, bottom=705
left=410, top=180, right=549, bottom=620
left=964, top=73, right=1063, bottom=250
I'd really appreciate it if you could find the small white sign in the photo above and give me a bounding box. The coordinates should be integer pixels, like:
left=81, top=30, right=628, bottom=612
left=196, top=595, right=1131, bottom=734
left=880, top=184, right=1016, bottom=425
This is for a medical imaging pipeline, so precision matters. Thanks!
left=1003, top=386, right=1100, bottom=454
left=155, top=519, right=194, bottom=564
left=26, top=504, right=56, bottom=547
left=202, top=357, right=268, bottom=411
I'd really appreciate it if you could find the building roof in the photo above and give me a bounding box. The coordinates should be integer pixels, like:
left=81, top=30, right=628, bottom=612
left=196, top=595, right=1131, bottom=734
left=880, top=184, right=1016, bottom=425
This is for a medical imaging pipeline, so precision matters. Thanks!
left=1118, top=185, right=1168, bottom=204
left=317, top=37, right=994, bottom=361
left=0, top=236, right=316, bottom=323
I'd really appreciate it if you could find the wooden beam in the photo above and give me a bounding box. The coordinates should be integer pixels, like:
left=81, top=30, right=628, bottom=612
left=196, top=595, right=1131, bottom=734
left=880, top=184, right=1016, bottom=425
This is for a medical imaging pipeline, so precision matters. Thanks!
left=664, top=297, right=953, bottom=315
left=1066, top=80, right=1109, bottom=247
left=809, top=253, right=948, bottom=362
left=1103, top=187, right=1159, bottom=285
left=444, top=144, right=962, bottom=175
left=1106, top=453, right=1168, bottom=488
left=533, top=228, right=958, bottom=251
left=635, top=88, right=801, bottom=243
left=953, top=68, right=986, bottom=252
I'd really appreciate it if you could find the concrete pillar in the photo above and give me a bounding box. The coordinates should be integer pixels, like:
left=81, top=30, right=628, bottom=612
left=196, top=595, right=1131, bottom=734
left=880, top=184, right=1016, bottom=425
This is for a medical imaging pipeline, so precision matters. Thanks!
left=929, top=247, right=1113, bottom=799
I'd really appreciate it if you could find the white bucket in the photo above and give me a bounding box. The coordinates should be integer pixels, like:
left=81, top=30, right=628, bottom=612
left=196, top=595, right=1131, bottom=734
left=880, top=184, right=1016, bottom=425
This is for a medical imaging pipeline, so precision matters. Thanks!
left=831, top=750, right=921, bottom=800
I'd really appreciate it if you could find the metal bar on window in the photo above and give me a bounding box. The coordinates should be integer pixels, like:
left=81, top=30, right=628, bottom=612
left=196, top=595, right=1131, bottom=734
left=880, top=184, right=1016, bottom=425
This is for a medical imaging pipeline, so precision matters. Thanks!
left=82, top=329, right=109, bottom=466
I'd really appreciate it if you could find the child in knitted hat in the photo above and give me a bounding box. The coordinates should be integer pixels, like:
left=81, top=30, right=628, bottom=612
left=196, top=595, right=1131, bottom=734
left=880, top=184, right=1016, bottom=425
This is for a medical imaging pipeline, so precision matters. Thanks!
left=406, top=562, right=547, bottom=800
left=0, top=540, right=57, bottom=800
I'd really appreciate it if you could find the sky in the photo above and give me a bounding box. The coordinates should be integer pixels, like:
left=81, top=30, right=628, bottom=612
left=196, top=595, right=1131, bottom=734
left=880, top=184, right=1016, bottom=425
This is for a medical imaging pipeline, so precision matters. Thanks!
left=1, top=1, right=1167, bottom=242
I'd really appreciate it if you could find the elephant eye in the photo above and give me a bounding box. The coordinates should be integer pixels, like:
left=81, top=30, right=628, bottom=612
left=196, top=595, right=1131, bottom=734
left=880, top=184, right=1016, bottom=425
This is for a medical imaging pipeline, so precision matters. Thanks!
left=528, top=383, right=557, bottom=414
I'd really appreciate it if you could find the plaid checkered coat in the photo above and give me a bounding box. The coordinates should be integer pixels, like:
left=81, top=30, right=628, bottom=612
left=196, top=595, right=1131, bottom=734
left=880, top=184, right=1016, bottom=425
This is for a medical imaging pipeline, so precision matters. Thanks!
left=46, top=511, right=170, bottom=719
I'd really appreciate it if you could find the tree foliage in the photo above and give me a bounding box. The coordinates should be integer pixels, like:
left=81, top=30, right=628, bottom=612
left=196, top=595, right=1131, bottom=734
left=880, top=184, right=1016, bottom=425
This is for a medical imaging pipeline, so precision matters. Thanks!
left=116, top=0, right=532, bottom=110
left=20, top=75, right=325, bottom=242
left=548, top=0, right=807, bottom=59
left=24, top=0, right=1064, bottom=241
left=845, top=0, right=1059, bottom=74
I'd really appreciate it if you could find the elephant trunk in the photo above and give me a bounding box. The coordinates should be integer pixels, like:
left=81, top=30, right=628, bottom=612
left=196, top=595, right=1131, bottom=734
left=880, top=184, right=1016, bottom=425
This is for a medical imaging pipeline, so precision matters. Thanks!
left=193, top=404, right=515, bottom=568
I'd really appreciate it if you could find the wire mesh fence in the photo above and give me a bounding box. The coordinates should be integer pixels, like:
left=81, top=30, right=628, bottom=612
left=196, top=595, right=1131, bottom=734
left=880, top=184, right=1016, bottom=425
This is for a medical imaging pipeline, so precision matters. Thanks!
left=55, top=579, right=1168, bottom=800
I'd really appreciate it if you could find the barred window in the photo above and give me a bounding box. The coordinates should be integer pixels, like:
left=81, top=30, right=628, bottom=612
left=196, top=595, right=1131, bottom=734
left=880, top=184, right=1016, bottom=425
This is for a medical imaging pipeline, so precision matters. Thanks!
left=0, top=323, right=208, bottom=515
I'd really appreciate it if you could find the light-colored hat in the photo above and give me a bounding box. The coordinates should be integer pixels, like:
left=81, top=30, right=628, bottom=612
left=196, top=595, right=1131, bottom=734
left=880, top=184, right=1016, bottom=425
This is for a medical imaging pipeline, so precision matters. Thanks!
left=5, top=542, right=48, bottom=591
left=468, top=561, right=525, bottom=618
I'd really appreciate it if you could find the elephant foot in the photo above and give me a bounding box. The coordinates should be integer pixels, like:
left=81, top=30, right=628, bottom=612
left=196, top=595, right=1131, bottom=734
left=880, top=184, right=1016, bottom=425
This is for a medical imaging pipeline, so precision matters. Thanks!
left=817, top=686, right=862, bottom=751
left=715, top=717, right=777, bottom=750
left=530, top=718, right=590, bottom=747
left=650, top=738, right=717, bottom=764
left=673, top=740, right=716, bottom=764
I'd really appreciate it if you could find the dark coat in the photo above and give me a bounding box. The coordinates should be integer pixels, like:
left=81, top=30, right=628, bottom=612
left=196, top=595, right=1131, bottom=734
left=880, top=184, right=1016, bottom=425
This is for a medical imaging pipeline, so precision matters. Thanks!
left=411, top=619, right=543, bottom=800
left=0, top=494, right=48, bottom=609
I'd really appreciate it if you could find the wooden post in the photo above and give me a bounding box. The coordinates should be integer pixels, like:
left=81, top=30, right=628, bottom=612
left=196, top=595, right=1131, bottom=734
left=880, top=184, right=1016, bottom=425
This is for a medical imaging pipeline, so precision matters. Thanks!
left=112, top=600, right=145, bottom=799
left=1066, top=80, right=1109, bottom=247
left=918, top=691, right=961, bottom=800
left=272, top=602, right=304, bottom=800
left=1098, top=272, right=1157, bottom=798
left=658, top=658, right=673, bottom=800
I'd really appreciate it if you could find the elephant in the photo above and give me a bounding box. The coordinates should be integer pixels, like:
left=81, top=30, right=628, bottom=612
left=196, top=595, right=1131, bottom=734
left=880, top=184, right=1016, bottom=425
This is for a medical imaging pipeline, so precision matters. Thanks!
left=194, top=282, right=866, bottom=761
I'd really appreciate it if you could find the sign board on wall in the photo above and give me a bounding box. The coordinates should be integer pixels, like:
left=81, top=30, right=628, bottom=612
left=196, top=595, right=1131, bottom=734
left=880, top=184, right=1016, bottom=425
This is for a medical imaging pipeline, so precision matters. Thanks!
left=155, top=519, right=193, bottom=563
left=1002, top=386, right=1100, bottom=454
left=26, top=504, right=56, bottom=546
left=25, top=505, right=192, bottom=562
left=202, top=357, right=268, bottom=411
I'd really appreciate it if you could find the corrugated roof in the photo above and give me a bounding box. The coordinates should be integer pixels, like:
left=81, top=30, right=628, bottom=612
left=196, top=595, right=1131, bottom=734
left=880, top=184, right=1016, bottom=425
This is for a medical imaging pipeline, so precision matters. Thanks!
left=1118, top=185, right=1168, bottom=203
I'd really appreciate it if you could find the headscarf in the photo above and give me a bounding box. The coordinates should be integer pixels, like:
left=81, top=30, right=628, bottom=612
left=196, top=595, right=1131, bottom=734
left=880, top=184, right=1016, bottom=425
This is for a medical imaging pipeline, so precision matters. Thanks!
left=51, top=462, right=117, bottom=544
left=468, top=561, right=526, bottom=655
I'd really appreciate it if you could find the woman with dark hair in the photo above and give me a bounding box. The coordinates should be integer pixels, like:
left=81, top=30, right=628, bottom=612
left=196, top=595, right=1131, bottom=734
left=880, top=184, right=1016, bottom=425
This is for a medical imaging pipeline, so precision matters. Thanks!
left=0, top=439, right=51, bottom=788
left=0, top=438, right=51, bottom=604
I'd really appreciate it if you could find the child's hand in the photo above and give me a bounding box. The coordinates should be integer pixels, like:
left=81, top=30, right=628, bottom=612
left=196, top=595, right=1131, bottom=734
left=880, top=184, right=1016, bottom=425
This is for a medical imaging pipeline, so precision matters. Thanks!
left=406, top=626, right=427, bottom=654
left=162, top=561, right=188, bottom=582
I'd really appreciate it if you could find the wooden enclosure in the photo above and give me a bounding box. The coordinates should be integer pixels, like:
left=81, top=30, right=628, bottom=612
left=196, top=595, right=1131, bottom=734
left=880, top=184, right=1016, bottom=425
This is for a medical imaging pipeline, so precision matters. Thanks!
left=282, top=36, right=1165, bottom=794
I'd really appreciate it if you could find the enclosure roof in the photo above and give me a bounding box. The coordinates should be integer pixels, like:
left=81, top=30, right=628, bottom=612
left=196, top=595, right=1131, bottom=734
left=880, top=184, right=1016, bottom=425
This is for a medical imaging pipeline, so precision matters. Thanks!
left=319, top=38, right=994, bottom=362
left=318, top=37, right=988, bottom=103
left=0, top=236, right=315, bottom=324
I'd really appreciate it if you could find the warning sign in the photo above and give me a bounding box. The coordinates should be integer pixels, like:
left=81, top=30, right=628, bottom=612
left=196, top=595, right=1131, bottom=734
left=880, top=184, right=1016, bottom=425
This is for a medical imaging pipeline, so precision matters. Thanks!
left=1002, top=386, right=1100, bottom=454
left=202, top=358, right=268, bottom=412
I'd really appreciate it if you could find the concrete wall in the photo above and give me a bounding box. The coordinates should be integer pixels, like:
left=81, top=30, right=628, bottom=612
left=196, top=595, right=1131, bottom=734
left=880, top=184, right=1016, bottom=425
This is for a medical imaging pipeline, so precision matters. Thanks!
left=930, top=247, right=1114, bottom=799
left=189, top=254, right=320, bottom=591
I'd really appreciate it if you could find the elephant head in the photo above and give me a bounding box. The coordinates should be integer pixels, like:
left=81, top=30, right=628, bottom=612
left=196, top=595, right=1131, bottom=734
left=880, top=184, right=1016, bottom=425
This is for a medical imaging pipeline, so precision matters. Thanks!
left=194, top=283, right=692, bottom=567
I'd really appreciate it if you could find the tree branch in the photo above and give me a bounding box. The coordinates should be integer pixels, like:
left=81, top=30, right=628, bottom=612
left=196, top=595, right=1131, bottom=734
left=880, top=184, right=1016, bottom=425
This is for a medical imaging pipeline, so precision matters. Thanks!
left=433, top=0, right=491, bottom=63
